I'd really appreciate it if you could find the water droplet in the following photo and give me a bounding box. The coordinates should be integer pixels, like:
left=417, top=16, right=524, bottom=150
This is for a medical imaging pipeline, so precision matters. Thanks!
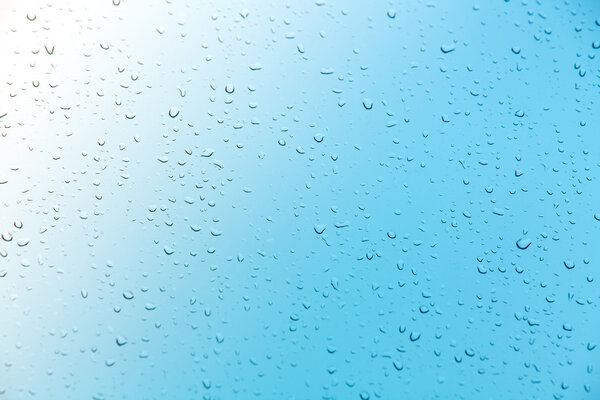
left=168, top=107, right=180, bottom=118
left=516, top=238, right=531, bottom=250
left=440, top=43, right=456, bottom=53
left=164, top=246, right=175, bottom=255
left=314, top=224, right=326, bottom=234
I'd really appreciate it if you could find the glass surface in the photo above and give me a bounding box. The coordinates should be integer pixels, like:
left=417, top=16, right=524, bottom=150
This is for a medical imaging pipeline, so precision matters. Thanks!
left=1, top=1, right=599, bottom=399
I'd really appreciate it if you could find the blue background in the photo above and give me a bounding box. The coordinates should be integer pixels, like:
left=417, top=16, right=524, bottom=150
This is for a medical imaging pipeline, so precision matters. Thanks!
left=0, top=0, right=599, bottom=399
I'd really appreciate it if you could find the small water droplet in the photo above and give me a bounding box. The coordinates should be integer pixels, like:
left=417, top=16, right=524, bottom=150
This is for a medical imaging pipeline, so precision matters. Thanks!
left=563, top=260, right=575, bottom=270
left=516, top=238, right=531, bottom=249
left=440, top=43, right=456, bottom=53
left=314, top=224, right=326, bottom=234
left=168, top=107, right=180, bottom=118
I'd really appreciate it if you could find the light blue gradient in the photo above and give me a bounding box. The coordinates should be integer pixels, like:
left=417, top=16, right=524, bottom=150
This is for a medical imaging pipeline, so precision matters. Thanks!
left=1, top=1, right=599, bottom=399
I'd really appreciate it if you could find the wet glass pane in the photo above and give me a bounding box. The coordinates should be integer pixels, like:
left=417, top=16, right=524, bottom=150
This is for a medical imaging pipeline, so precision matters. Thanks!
left=1, top=1, right=599, bottom=399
